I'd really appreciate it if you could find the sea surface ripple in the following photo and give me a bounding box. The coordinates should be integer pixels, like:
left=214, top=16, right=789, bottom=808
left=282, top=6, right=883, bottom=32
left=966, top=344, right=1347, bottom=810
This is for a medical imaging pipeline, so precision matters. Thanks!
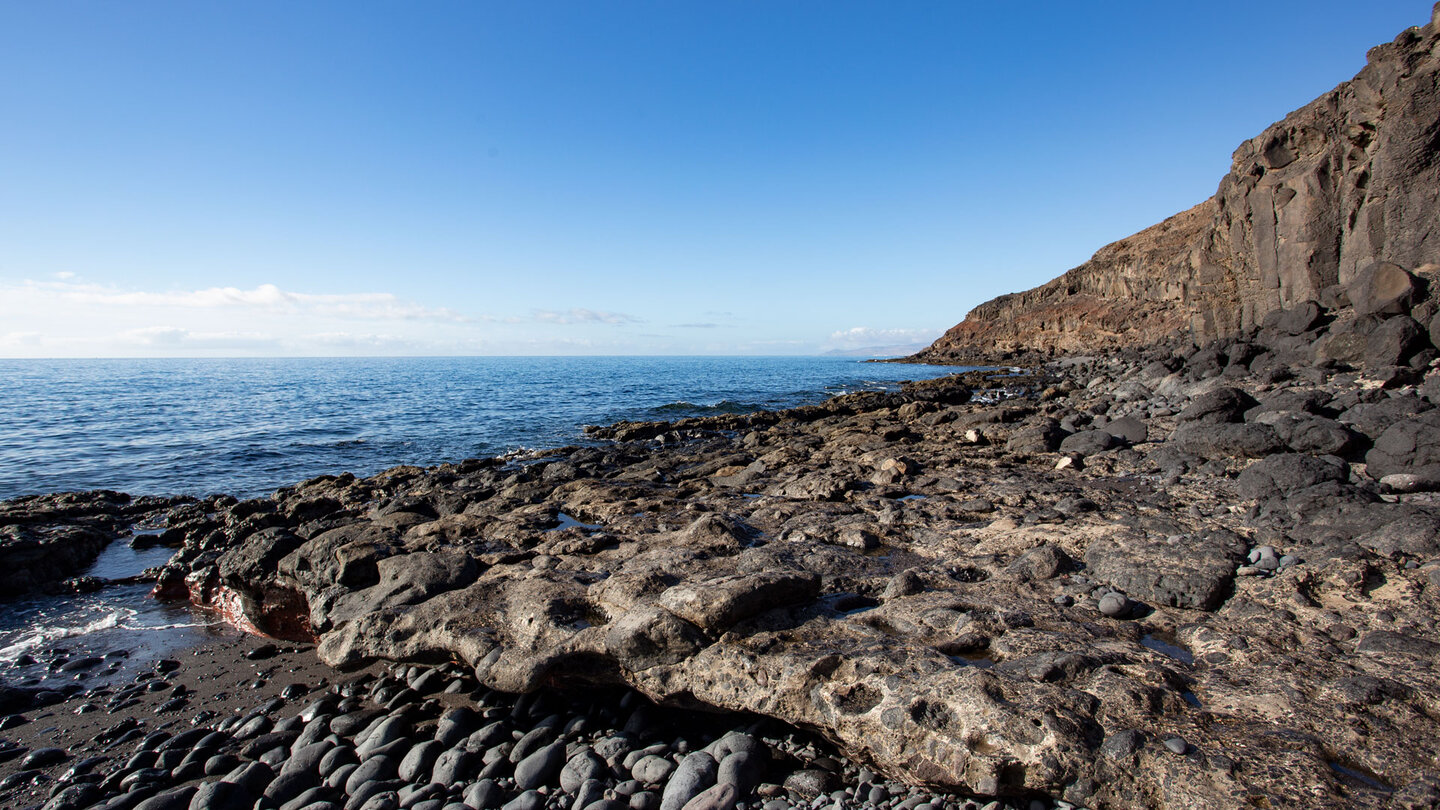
left=0, top=356, right=965, bottom=501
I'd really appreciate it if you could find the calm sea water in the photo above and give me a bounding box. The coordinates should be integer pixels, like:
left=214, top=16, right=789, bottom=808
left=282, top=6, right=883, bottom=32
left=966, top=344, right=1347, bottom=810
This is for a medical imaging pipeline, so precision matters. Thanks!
left=0, top=356, right=965, bottom=502
left=0, top=356, right=965, bottom=681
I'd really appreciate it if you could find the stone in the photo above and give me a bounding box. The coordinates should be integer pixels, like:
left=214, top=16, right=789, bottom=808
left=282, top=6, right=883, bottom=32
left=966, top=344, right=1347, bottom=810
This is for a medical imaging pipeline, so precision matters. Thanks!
left=660, top=752, right=718, bottom=810
left=1006, top=544, right=1075, bottom=581
left=605, top=606, right=706, bottom=672
left=1354, top=512, right=1440, bottom=559
left=1102, top=416, right=1148, bottom=444
left=345, top=755, right=398, bottom=796
left=658, top=572, right=820, bottom=633
left=1349, top=262, right=1419, bottom=317
left=1236, top=454, right=1349, bottom=501
left=716, top=750, right=764, bottom=798
left=1085, top=529, right=1246, bottom=610
left=433, top=707, right=480, bottom=747
left=1097, top=592, right=1130, bottom=618
left=465, top=779, right=503, bottom=810
left=1381, top=471, right=1440, bottom=492
left=560, top=750, right=608, bottom=794
left=1004, top=420, right=1068, bottom=454
left=1366, top=409, right=1440, bottom=478
left=1276, top=301, right=1323, bottom=335
left=398, top=740, right=442, bottom=783
left=356, top=717, right=410, bottom=758
left=500, top=792, right=544, bottom=810
left=780, top=770, right=839, bottom=799
left=1258, top=412, right=1362, bottom=457
left=1355, top=630, right=1440, bottom=659
left=678, top=782, right=737, bottom=810
left=1176, top=387, right=1258, bottom=424
left=631, top=755, right=676, bottom=784
left=430, top=747, right=477, bottom=785
left=1057, top=430, right=1116, bottom=456
left=1171, top=422, right=1282, bottom=458
left=513, top=742, right=566, bottom=791
left=133, top=787, right=200, bottom=810
left=188, top=780, right=254, bottom=810
left=1339, top=395, right=1431, bottom=439
left=1364, top=315, right=1428, bottom=368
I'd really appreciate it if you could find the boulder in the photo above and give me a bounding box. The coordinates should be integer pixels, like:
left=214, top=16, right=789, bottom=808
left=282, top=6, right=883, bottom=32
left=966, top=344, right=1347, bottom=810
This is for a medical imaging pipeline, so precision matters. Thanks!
left=1366, top=410, right=1440, bottom=479
left=1255, top=412, right=1362, bottom=457
left=1354, top=512, right=1440, bottom=559
left=1171, top=422, right=1283, bottom=458
left=1236, top=454, right=1349, bottom=501
left=1004, top=420, right=1068, bottom=454
left=1084, top=529, right=1247, bottom=610
left=1364, top=315, right=1428, bottom=369
left=1348, top=262, right=1420, bottom=317
left=605, top=606, right=706, bottom=672
left=1057, top=430, right=1116, bottom=455
left=1101, top=416, right=1149, bottom=444
left=1339, top=395, right=1432, bottom=440
left=1274, top=300, right=1323, bottom=335
left=1176, top=387, right=1258, bottom=424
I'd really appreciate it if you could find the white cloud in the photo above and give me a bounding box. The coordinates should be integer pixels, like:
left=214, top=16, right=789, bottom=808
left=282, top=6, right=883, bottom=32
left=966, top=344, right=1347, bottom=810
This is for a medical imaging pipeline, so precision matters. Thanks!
left=0, top=331, right=44, bottom=347
left=12, top=280, right=471, bottom=323
left=304, top=332, right=419, bottom=350
left=0, top=277, right=738, bottom=356
left=531, top=308, right=641, bottom=325
left=53, top=271, right=76, bottom=280
left=121, top=326, right=281, bottom=350
left=826, top=326, right=943, bottom=349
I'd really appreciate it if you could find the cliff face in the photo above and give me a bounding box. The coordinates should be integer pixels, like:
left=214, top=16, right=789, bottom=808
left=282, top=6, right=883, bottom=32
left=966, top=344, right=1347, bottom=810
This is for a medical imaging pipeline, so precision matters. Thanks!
left=917, top=4, right=1440, bottom=362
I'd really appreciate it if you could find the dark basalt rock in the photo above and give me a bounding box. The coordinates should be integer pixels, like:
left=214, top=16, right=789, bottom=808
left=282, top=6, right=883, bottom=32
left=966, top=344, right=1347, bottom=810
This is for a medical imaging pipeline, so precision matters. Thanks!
left=1176, top=387, right=1258, bottom=424
left=1236, top=453, right=1350, bottom=501
left=1084, top=529, right=1246, bottom=610
left=1171, top=421, right=1283, bottom=458
left=1365, top=409, right=1440, bottom=479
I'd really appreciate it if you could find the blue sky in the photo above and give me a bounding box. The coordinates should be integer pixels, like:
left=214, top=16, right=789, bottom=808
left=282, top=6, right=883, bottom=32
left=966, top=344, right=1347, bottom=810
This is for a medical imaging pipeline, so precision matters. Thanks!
left=0, top=1, right=1427, bottom=357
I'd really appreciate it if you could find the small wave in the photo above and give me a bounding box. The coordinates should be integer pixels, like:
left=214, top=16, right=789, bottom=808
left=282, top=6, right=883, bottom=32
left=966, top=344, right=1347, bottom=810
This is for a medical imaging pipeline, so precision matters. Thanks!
left=650, top=400, right=761, bottom=416
left=0, top=608, right=135, bottom=661
left=130, top=619, right=215, bottom=632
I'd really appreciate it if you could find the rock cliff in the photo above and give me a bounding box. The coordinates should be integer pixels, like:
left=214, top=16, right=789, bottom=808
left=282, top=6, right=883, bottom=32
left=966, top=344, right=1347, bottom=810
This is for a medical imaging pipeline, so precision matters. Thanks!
left=915, top=5, right=1440, bottom=363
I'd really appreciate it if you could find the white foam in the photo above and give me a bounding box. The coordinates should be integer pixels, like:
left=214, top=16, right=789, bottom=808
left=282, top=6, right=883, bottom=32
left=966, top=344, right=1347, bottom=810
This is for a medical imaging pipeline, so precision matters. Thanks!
left=0, top=607, right=135, bottom=662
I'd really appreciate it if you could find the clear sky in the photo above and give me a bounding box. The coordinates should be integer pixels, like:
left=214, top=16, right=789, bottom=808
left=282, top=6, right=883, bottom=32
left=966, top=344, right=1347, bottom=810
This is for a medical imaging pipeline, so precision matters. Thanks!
left=0, top=1, right=1428, bottom=357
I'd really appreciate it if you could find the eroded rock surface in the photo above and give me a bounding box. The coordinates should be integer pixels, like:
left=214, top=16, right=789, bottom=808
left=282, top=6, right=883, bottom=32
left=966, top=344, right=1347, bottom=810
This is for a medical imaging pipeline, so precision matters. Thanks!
left=139, top=304, right=1440, bottom=808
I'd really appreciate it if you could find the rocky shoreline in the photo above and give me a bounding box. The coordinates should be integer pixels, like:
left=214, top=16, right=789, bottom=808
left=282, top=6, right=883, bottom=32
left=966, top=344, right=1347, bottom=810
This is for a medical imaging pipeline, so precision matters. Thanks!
left=0, top=635, right=1053, bottom=810
left=4, top=260, right=1440, bottom=808
left=6, top=6, right=1440, bottom=810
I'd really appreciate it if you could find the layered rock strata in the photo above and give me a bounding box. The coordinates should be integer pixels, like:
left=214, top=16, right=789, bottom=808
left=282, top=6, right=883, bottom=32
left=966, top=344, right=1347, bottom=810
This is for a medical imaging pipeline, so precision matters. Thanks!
left=915, top=5, right=1440, bottom=363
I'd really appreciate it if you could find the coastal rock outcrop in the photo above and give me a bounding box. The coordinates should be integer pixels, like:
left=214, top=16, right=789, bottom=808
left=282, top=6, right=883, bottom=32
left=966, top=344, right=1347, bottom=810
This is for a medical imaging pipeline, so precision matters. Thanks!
left=13, top=8, right=1440, bottom=810
left=146, top=315, right=1440, bottom=808
left=0, top=491, right=194, bottom=597
left=915, top=4, right=1440, bottom=362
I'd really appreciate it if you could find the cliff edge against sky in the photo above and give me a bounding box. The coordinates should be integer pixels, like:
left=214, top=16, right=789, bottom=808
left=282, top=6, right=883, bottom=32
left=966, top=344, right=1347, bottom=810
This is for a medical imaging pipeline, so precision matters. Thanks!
left=915, top=4, right=1440, bottom=363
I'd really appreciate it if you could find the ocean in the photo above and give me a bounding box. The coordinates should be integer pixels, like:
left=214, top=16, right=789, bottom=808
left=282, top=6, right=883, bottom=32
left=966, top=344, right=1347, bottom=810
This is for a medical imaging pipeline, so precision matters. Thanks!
left=0, top=356, right=967, bottom=683
left=0, top=356, right=965, bottom=502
